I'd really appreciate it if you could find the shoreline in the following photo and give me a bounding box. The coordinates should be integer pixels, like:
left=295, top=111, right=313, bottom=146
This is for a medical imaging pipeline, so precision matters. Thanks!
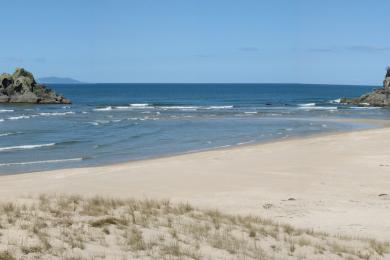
left=2, top=121, right=390, bottom=239
left=1, top=117, right=388, bottom=176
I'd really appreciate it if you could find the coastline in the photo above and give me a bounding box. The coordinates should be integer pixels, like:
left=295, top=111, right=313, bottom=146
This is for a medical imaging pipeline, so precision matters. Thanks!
left=2, top=121, right=390, bottom=240
left=1, top=117, right=387, bottom=176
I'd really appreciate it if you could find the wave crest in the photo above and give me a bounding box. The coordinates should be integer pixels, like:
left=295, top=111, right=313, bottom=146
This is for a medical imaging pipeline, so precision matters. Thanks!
left=298, top=103, right=316, bottom=107
left=0, top=143, right=56, bottom=152
left=8, top=115, right=30, bottom=120
left=39, top=112, right=75, bottom=116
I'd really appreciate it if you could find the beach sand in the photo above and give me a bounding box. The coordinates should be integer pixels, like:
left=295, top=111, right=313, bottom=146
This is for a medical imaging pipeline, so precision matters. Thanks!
left=1, top=126, right=390, bottom=240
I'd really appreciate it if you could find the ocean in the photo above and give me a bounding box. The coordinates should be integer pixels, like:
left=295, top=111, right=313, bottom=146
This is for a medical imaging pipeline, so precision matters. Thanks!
left=0, top=83, right=388, bottom=174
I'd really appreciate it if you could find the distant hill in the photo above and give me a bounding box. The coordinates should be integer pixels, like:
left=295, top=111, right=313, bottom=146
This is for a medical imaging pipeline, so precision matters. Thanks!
left=37, top=77, right=84, bottom=84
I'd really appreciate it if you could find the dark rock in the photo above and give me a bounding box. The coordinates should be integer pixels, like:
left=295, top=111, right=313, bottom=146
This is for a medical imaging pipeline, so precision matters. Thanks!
left=14, top=76, right=34, bottom=93
left=0, top=73, right=14, bottom=91
left=0, top=68, right=70, bottom=104
left=9, top=92, right=39, bottom=103
left=341, top=67, right=390, bottom=106
left=12, top=67, right=36, bottom=84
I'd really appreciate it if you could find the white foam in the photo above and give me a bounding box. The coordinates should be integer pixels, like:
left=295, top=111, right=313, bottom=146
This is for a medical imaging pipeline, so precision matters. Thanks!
left=0, top=109, right=14, bottom=113
left=298, top=103, right=316, bottom=107
left=330, top=98, right=341, bottom=104
left=93, top=106, right=112, bottom=111
left=8, top=115, right=30, bottom=120
left=94, top=104, right=234, bottom=111
left=244, top=111, right=258, bottom=114
left=0, top=119, right=3, bottom=122
left=130, top=103, right=150, bottom=107
left=157, top=105, right=233, bottom=110
left=95, top=120, right=110, bottom=124
left=161, top=106, right=199, bottom=110
left=215, top=144, right=232, bottom=149
left=0, top=132, right=21, bottom=137
left=237, top=140, right=254, bottom=145
left=0, top=143, right=56, bottom=152
left=39, top=112, right=75, bottom=116
left=180, top=108, right=197, bottom=111
left=298, top=106, right=337, bottom=110
left=0, top=158, right=83, bottom=167
left=0, top=132, right=13, bottom=137
left=204, top=105, right=233, bottom=109
left=115, top=106, right=133, bottom=110
left=94, top=104, right=152, bottom=111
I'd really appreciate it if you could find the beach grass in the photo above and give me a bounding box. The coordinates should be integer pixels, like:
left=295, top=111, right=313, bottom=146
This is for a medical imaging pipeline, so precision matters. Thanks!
left=0, top=194, right=389, bottom=259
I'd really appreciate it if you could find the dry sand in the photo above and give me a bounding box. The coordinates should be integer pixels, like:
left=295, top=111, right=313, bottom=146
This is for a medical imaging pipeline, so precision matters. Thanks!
left=1, top=126, right=390, bottom=241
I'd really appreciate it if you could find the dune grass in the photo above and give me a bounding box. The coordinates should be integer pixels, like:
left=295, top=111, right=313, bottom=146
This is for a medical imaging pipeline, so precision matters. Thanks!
left=0, top=194, right=389, bottom=259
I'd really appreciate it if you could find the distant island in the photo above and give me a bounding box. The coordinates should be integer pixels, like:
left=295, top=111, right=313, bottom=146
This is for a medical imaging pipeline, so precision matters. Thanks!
left=37, top=76, right=84, bottom=84
left=0, top=68, right=71, bottom=104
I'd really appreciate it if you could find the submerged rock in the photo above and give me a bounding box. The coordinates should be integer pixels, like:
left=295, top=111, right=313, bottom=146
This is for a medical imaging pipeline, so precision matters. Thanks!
left=0, top=68, right=70, bottom=104
left=341, top=67, right=390, bottom=106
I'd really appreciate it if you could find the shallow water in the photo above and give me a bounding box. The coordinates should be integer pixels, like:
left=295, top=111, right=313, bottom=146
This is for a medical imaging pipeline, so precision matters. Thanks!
left=0, top=83, right=389, bottom=174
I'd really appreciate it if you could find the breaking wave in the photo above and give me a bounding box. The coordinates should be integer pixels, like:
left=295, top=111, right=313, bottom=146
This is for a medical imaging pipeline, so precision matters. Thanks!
left=329, top=98, right=341, bottom=104
left=38, top=112, right=75, bottom=116
left=130, top=103, right=150, bottom=107
left=0, top=143, right=56, bottom=152
left=8, top=115, right=30, bottom=120
left=297, top=106, right=337, bottom=110
left=298, top=103, right=316, bottom=107
left=93, top=104, right=234, bottom=111
left=93, top=106, right=113, bottom=111
left=0, top=132, right=20, bottom=137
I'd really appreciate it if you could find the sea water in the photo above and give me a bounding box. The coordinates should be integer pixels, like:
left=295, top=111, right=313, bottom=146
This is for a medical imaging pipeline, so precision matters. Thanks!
left=0, top=83, right=388, bottom=174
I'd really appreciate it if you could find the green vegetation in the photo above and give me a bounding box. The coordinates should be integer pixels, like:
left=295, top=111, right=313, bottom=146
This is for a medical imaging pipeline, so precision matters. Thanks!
left=0, top=194, right=389, bottom=259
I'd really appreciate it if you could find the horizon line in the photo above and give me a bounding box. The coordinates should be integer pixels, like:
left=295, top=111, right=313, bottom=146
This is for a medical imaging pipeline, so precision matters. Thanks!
left=45, top=82, right=379, bottom=87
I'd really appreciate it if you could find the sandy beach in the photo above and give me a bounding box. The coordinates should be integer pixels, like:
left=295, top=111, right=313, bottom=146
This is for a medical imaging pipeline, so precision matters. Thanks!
left=1, top=126, right=390, bottom=241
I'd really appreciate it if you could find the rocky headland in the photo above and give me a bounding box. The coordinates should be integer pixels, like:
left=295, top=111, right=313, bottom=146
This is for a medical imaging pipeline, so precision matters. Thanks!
left=0, top=68, right=70, bottom=104
left=341, top=67, right=390, bottom=106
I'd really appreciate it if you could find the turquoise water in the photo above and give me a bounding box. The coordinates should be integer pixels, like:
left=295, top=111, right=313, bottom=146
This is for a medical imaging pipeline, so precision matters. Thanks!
left=0, top=83, right=387, bottom=174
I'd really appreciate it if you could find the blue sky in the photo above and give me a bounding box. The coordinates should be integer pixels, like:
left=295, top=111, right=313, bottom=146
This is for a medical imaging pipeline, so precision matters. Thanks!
left=1, top=0, right=389, bottom=84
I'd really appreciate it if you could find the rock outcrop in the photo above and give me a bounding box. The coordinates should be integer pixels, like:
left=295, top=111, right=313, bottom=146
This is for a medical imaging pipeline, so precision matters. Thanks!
left=0, top=68, right=70, bottom=104
left=341, top=67, right=390, bottom=106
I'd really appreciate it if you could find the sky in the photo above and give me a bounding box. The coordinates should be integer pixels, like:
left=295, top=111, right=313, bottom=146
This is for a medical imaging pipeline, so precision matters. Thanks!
left=1, top=0, right=389, bottom=84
